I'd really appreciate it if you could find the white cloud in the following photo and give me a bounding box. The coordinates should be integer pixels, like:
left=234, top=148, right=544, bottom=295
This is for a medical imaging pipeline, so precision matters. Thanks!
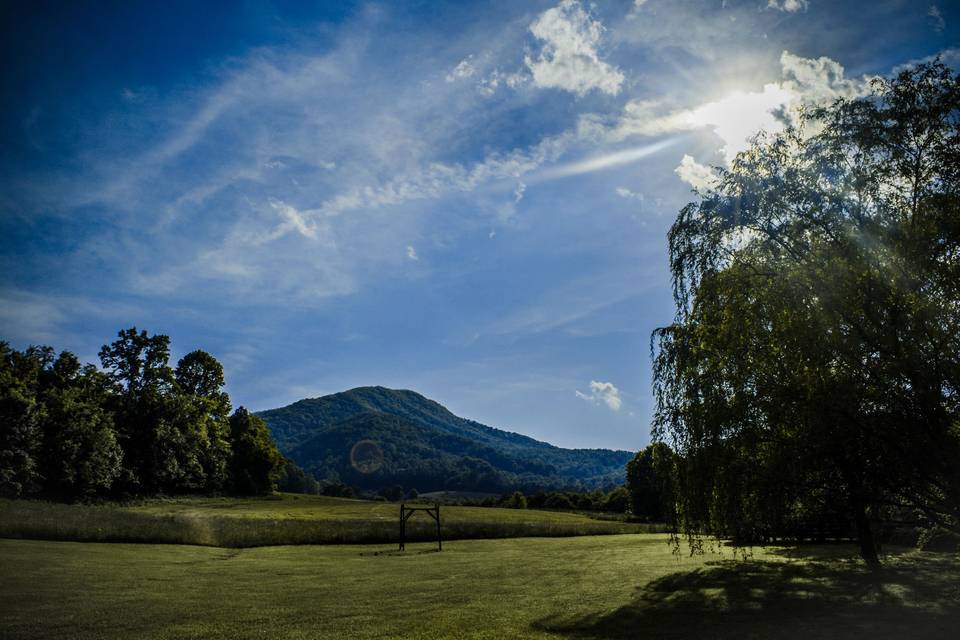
left=446, top=57, right=477, bottom=82
left=675, top=154, right=717, bottom=191
left=767, top=0, right=808, bottom=12
left=891, top=47, right=960, bottom=74
left=257, top=199, right=317, bottom=244
left=406, top=245, right=419, bottom=261
left=478, top=68, right=529, bottom=95
left=525, top=0, right=624, bottom=96
left=576, top=380, right=622, bottom=411
left=929, top=5, right=946, bottom=33
left=779, top=51, right=871, bottom=105
left=514, top=182, right=526, bottom=202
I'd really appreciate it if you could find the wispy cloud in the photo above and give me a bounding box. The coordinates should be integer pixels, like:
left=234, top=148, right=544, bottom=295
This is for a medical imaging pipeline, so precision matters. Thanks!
left=929, top=5, right=946, bottom=33
left=536, top=138, right=677, bottom=180
left=767, top=0, right=809, bottom=12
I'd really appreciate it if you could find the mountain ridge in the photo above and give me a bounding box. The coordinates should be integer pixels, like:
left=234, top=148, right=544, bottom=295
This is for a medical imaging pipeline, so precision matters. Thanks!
left=256, top=386, right=632, bottom=493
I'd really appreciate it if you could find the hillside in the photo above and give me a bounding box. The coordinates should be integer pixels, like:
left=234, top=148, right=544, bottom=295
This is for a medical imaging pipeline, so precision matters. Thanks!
left=256, top=386, right=633, bottom=493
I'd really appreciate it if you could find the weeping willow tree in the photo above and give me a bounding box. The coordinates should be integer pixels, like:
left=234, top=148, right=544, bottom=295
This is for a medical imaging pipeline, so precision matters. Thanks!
left=652, top=61, right=960, bottom=567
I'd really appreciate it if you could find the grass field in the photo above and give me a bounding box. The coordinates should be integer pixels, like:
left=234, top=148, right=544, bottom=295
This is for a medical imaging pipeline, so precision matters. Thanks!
left=0, top=494, right=663, bottom=547
left=1, top=534, right=958, bottom=639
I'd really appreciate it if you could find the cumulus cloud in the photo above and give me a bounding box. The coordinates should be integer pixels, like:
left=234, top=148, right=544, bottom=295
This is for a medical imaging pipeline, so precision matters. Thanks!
left=525, top=0, right=624, bottom=96
left=767, top=0, right=808, bottom=12
left=779, top=51, right=871, bottom=105
left=406, top=245, right=419, bottom=261
left=576, top=380, right=622, bottom=411
left=615, top=186, right=643, bottom=200
left=675, top=154, right=717, bottom=191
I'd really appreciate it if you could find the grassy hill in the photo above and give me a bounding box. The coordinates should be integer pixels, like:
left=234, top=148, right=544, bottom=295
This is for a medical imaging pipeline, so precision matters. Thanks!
left=0, top=494, right=660, bottom=547
left=256, top=386, right=633, bottom=493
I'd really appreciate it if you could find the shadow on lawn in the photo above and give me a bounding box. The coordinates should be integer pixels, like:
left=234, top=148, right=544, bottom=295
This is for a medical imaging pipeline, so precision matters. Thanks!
left=534, top=551, right=960, bottom=640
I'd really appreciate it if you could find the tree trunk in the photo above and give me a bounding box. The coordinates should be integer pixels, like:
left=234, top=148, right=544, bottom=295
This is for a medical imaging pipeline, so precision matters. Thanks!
left=854, top=503, right=881, bottom=570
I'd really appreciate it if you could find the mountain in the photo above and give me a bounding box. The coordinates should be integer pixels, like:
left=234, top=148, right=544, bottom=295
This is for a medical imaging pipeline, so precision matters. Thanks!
left=256, top=386, right=633, bottom=494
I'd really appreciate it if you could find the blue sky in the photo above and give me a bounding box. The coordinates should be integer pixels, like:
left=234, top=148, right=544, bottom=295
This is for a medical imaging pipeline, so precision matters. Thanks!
left=1, top=0, right=956, bottom=450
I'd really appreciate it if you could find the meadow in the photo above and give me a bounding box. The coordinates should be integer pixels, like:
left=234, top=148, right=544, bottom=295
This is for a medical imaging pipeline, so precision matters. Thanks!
left=0, top=494, right=662, bottom=547
left=1, top=534, right=958, bottom=639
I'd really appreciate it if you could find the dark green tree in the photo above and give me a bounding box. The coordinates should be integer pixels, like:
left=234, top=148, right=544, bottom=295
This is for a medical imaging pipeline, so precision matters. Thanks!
left=0, top=343, right=46, bottom=496
left=277, top=460, right=320, bottom=494
left=602, top=486, right=629, bottom=513
left=504, top=490, right=528, bottom=509
left=652, top=61, right=960, bottom=567
left=626, top=443, right=676, bottom=521
left=228, top=407, right=284, bottom=495
left=99, top=328, right=211, bottom=493
left=175, top=350, right=232, bottom=491
left=36, top=353, right=122, bottom=498
left=543, top=492, right=574, bottom=510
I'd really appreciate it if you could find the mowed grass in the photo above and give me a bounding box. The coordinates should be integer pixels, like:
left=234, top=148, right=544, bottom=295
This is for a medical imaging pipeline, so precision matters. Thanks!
left=0, top=494, right=662, bottom=547
left=1, top=535, right=958, bottom=639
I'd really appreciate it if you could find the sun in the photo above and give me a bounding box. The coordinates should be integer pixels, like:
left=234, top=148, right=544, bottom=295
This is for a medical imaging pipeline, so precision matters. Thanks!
left=687, top=83, right=796, bottom=163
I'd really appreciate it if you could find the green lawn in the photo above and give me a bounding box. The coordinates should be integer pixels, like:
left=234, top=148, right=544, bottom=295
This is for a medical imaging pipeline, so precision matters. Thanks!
left=1, top=535, right=957, bottom=639
left=0, top=494, right=661, bottom=547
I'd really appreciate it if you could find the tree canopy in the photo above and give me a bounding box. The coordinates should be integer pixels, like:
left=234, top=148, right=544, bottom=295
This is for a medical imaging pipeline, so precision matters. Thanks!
left=0, top=328, right=285, bottom=500
left=652, top=61, right=960, bottom=567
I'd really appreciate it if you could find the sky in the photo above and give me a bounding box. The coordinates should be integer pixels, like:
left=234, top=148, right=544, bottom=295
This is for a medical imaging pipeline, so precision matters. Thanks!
left=1, top=0, right=957, bottom=451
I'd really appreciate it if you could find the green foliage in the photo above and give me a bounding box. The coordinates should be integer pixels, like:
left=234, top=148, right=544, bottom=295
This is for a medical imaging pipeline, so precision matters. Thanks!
left=277, top=460, right=321, bottom=494
left=503, top=490, right=527, bottom=509
left=258, top=386, right=632, bottom=494
left=36, top=360, right=122, bottom=498
left=602, top=486, right=629, bottom=514
left=0, top=343, right=44, bottom=497
left=0, top=328, right=288, bottom=500
left=228, top=408, right=284, bottom=496
left=652, top=61, right=960, bottom=565
left=544, top=492, right=575, bottom=510
left=625, top=443, right=676, bottom=521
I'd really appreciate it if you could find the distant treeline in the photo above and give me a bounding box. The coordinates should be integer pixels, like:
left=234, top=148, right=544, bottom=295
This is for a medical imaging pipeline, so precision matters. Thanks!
left=0, top=328, right=284, bottom=499
left=278, top=442, right=678, bottom=522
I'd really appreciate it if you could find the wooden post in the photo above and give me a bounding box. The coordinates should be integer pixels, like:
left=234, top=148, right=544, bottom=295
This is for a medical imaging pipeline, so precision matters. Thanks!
left=398, top=503, right=442, bottom=552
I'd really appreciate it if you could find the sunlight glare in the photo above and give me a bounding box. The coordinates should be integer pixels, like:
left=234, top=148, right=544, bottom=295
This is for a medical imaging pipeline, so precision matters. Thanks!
left=687, top=83, right=795, bottom=163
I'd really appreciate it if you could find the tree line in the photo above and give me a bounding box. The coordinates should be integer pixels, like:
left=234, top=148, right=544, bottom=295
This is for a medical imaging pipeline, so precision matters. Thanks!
left=0, top=328, right=284, bottom=499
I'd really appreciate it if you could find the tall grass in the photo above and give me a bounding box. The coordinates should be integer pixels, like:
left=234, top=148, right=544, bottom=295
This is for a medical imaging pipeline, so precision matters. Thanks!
left=0, top=498, right=667, bottom=547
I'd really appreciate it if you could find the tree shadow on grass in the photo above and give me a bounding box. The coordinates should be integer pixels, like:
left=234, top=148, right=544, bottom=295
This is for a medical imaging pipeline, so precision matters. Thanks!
left=534, top=552, right=960, bottom=640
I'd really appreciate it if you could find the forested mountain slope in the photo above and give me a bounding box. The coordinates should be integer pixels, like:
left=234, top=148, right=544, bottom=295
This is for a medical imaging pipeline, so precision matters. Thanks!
left=257, top=386, right=631, bottom=493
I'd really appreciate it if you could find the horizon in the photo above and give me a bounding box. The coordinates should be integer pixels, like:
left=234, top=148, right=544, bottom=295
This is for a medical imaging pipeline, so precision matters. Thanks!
left=2, top=0, right=956, bottom=450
